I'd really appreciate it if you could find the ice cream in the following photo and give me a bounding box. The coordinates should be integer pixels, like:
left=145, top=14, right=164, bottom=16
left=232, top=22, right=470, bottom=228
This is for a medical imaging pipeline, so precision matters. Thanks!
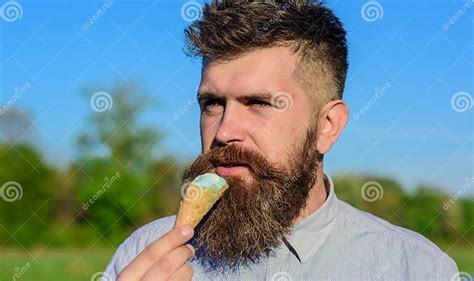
left=174, top=172, right=229, bottom=228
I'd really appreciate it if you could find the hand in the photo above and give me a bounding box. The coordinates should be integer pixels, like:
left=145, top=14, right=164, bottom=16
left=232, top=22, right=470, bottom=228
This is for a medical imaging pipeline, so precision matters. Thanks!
left=117, top=225, right=195, bottom=281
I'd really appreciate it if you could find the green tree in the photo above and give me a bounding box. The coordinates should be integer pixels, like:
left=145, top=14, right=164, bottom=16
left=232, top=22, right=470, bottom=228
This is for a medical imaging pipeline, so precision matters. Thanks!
left=75, top=82, right=181, bottom=244
left=0, top=144, right=59, bottom=247
left=460, top=198, right=474, bottom=241
left=334, top=174, right=408, bottom=226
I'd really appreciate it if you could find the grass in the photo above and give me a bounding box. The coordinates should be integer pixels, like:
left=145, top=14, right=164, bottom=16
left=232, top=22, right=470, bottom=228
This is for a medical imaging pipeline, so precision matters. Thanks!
left=0, top=247, right=115, bottom=281
left=0, top=246, right=472, bottom=280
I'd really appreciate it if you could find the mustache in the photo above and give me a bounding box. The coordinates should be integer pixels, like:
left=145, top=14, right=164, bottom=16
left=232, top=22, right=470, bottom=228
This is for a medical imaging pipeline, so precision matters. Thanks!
left=182, top=144, right=284, bottom=181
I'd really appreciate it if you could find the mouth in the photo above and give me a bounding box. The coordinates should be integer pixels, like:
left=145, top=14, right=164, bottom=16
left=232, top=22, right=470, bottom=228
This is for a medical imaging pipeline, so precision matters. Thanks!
left=214, top=161, right=251, bottom=176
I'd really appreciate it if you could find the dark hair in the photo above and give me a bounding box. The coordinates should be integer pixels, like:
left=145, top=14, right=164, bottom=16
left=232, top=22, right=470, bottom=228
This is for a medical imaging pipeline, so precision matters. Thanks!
left=184, top=0, right=349, bottom=102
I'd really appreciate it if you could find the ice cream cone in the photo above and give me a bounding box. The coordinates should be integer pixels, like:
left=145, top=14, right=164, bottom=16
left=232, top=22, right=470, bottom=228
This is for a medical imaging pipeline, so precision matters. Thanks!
left=174, top=173, right=229, bottom=228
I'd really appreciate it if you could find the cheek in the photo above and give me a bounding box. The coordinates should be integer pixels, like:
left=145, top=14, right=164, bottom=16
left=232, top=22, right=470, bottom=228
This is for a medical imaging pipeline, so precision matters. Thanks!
left=255, top=115, right=308, bottom=164
left=251, top=125, right=287, bottom=164
left=200, top=117, right=218, bottom=150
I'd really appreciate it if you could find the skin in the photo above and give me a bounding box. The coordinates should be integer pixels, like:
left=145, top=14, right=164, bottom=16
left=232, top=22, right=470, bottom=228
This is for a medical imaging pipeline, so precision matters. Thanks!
left=198, top=46, right=349, bottom=223
left=117, top=46, right=349, bottom=280
left=117, top=226, right=195, bottom=281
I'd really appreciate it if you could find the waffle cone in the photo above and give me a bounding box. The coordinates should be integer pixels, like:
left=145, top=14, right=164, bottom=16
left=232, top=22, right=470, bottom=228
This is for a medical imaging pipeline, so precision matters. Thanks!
left=174, top=182, right=229, bottom=228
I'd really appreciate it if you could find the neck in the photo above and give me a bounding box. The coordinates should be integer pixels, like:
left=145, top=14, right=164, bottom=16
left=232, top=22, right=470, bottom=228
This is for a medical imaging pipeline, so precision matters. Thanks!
left=293, top=166, right=327, bottom=224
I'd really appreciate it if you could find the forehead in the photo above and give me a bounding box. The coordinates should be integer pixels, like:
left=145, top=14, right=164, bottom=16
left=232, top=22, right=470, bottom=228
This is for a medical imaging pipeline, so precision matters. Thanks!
left=200, top=46, right=300, bottom=95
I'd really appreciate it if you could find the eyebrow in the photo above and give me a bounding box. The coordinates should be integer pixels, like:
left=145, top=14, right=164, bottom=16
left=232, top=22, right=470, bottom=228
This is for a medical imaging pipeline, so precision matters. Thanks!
left=197, top=90, right=273, bottom=103
left=197, top=90, right=222, bottom=102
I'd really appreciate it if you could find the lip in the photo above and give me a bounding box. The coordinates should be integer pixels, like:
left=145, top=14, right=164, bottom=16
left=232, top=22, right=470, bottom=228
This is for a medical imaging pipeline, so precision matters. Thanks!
left=215, top=164, right=249, bottom=176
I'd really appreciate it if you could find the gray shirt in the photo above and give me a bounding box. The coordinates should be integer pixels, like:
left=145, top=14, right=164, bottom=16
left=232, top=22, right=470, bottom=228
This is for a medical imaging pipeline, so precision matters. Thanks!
left=103, top=173, right=460, bottom=280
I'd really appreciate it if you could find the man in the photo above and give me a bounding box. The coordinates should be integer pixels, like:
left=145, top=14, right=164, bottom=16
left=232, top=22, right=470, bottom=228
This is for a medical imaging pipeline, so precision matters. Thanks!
left=104, top=0, right=460, bottom=280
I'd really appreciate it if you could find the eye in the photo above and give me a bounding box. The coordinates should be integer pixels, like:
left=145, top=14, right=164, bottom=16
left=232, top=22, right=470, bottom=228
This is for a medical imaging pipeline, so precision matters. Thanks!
left=248, top=99, right=271, bottom=107
left=201, top=99, right=224, bottom=112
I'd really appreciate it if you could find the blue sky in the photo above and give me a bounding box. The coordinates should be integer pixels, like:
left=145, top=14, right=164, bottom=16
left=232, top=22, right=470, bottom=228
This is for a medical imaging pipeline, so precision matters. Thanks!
left=0, top=0, right=472, bottom=195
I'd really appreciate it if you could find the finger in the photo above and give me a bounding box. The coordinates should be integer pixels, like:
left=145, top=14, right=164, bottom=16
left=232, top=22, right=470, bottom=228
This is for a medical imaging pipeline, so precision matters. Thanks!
left=140, top=244, right=195, bottom=281
left=117, top=226, right=194, bottom=280
left=167, top=263, right=194, bottom=281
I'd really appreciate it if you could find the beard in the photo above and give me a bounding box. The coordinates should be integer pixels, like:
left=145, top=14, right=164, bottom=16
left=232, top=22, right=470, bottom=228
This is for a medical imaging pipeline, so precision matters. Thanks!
left=181, top=124, right=323, bottom=273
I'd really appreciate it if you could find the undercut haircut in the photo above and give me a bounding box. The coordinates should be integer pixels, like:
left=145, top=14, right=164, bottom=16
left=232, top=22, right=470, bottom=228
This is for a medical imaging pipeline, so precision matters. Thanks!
left=184, top=0, right=349, bottom=110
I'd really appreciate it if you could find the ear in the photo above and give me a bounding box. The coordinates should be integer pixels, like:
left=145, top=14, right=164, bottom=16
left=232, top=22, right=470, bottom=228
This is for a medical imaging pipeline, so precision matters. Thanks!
left=317, top=99, right=349, bottom=154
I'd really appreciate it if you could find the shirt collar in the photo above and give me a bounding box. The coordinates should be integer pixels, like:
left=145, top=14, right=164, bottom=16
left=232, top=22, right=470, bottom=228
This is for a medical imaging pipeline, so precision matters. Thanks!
left=285, top=172, right=338, bottom=264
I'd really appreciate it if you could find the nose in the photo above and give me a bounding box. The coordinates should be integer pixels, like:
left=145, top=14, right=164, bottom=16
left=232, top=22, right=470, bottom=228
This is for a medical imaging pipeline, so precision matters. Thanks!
left=212, top=103, right=246, bottom=148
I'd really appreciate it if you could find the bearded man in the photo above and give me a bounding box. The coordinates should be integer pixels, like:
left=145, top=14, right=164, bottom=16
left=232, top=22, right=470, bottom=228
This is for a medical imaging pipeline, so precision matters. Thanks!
left=104, top=1, right=459, bottom=280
